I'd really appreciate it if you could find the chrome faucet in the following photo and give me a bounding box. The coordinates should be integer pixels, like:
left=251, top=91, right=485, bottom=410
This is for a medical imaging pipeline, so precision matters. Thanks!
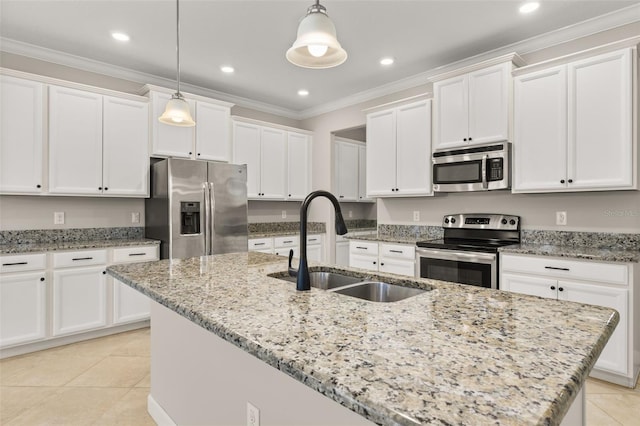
left=289, top=190, right=348, bottom=291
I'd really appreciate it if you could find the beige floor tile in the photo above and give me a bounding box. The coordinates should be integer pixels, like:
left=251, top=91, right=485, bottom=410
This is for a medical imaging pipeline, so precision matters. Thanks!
left=110, top=333, right=151, bottom=357
left=43, top=329, right=148, bottom=358
left=135, top=373, right=151, bottom=388
left=0, top=386, right=61, bottom=424
left=589, top=394, right=640, bottom=426
left=0, top=353, right=103, bottom=386
left=92, top=387, right=155, bottom=426
left=586, top=400, right=622, bottom=426
left=66, top=356, right=150, bottom=388
left=5, top=387, right=128, bottom=426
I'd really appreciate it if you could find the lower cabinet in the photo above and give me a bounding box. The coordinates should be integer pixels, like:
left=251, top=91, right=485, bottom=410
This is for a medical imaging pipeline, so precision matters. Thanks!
left=335, top=236, right=350, bottom=267
left=0, top=271, right=47, bottom=347
left=111, top=246, right=158, bottom=324
left=500, top=253, right=637, bottom=386
left=249, top=234, right=324, bottom=262
left=349, top=240, right=415, bottom=277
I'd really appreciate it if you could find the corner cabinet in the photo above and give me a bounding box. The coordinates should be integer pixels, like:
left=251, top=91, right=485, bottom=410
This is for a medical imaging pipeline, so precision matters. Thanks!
left=0, top=75, right=45, bottom=194
left=366, top=99, right=432, bottom=197
left=513, top=47, right=636, bottom=193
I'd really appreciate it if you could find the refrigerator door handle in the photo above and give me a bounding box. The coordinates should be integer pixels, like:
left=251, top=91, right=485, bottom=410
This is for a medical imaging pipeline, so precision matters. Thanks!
left=208, top=182, right=216, bottom=254
left=203, top=182, right=211, bottom=255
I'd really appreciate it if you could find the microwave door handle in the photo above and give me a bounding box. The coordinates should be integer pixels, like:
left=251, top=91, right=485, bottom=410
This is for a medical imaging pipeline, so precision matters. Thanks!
left=203, top=182, right=211, bottom=256
left=482, top=155, right=488, bottom=189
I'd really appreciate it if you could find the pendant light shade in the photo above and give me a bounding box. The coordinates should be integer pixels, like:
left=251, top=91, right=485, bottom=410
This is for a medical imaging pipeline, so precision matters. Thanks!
left=286, top=1, right=347, bottom=69
left=159, top=0, right=195, bottom=127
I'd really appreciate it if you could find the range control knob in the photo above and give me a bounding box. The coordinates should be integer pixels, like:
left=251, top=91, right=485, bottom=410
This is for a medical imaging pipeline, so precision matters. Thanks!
left=450, top=218, right=456, bottom=224
left=509, top=219, right=516, bottom=225
left=444, top=218, right=450, bottom=224
left=501, top=219, right=508, bottom=225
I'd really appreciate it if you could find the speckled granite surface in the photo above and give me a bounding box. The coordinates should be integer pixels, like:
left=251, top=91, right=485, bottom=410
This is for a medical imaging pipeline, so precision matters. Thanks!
left=345, top=224, right=443, bottom=244
left=499, top=243, right=640, bottom=263
left=0, top=238, right=159, bottom=255
left=249, top=222, right=326, bottom=238
left=108, top=252, right=618, bottom=426
left=345, top=232, right=421, bottom=245
left=522, top=230, right=640, bottom=251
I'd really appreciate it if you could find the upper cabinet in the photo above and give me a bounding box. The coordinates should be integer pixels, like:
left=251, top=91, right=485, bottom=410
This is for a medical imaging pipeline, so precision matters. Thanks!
left=0, top=76, right=45, bottom=194
left=145, top=86, right=233, bottom=162
left=287, top=132, right=312, bottom=201
left=432, top=57, right=522, bottom=151
left=366, top=99, right=432, bottom=197
left=513, top=47, right=636, bottom=193
left=334, top=138, right=359, bottom=201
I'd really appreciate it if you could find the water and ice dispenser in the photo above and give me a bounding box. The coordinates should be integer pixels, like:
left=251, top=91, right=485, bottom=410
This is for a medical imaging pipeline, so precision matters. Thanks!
left=180, top=202, right=201, bottom=235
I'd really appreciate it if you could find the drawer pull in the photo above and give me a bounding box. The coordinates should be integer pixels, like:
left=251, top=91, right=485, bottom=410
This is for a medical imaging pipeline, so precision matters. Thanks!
left=2, top=261, right=28, bottom=266
left=72, top=257, right=93, bottom=261
left=356, top=246, right=368, bottom=250
left=389, top=249, right=403, bottom=254
left=544, top=266, right=570, bottom=271
left=128, top=253, right=147, bottom=257
left=308, top=238, right=318, bottom=242
left=283, top=240, right=294, bottom=244
left=253, top=242, right=266, bottom=246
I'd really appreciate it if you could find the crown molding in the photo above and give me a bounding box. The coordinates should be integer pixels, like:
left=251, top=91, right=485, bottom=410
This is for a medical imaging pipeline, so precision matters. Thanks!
left=2, top=3, right=639, bottom=122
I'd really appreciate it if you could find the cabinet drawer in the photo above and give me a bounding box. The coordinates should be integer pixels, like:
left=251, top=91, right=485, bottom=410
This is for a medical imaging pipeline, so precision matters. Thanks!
left=307, top=234, right=322, bottom=245
left=248, top=238, right=273, bottom=251
left=53, top=249, right=108, bottom=268
left=349, top=241, right=378, bottom=255
left=501, top=254, right=628, bottom=286
left=380, top=244, right=415, bottom=260
left=112, top=245, right=159, bottom=263
left=274, top=236, right=298, bottom=248
left=0, top=253, right=46, bottom=273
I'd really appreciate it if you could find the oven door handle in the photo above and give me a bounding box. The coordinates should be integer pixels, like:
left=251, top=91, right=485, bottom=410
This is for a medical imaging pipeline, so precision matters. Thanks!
left=416, top=248, right=496, bottom=264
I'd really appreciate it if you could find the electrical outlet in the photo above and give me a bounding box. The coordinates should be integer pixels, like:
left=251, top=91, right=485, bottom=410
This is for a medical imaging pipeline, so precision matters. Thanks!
left=413, top=211, right=420, bottom=222
left=281, top=210, right=287, bottom=219
left=131, top=212, right=140, bottom=223
left=54, top=211, right=65, bottom=225
left=556, top=211, right=567, bottom=226
left=247, top=402, right=260, bottom=426
left=348, top=210, right=353, bottom=218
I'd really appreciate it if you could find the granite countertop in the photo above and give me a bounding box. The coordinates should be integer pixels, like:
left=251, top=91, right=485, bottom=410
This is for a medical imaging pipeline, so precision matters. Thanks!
left=108, top=252, right=617, bottom=425
left=0, top=238, right=159, bottom=255
left=499, top=243, right=640, bottom=263
left=345, top=232, right=422, bottom=245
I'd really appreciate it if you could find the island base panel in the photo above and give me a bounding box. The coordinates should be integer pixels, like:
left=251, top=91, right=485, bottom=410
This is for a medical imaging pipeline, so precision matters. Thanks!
left=149, top=301, right=374, bottom=426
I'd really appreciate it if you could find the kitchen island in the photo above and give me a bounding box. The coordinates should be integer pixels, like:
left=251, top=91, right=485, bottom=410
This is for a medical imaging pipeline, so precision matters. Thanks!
left=107, top=252, right=618, bottom=425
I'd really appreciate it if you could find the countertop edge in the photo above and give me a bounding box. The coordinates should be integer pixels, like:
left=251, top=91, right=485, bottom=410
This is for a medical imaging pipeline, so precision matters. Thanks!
left=0, top=238, right=160, bottom=255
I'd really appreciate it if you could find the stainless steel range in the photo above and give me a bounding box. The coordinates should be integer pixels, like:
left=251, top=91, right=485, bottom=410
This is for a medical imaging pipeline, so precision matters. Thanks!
left=416, top=213, right=520, bottom=289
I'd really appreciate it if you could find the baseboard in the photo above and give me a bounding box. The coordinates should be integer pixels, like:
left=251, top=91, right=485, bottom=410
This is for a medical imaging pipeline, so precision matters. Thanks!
left=148, top=394, right=176, bottom=426
left=590, top=368, right=637, bottom=388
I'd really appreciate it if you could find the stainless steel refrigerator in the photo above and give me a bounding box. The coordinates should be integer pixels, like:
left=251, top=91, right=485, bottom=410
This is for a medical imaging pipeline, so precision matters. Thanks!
left=145, top=158, right=248, bottom=259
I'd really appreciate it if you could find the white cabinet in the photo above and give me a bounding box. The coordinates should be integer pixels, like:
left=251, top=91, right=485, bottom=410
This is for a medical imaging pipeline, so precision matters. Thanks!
left=513, top=48, right=635, bottom=192
left=433, top=62, right=511, bottom=150
left=111, top=246, right=158, bottom=325
left=250, top=234, right=323, bottom=261
left=0, top=76, right=45, bottom=194
left=335, top=236, right=350, bottom=266
left=366, top=100, right=432, bottom=197
left=0, top=254, right=47, bottom=348
left=248, top=237, right=274, bottom=254
left=357, top=145, right=369, bottom=202
left=500, top=253, right=637, bottom=386
left=149, top=91, right=195, bottom=158
left=306, top=234, right=324, bottom=262
left=52, top=249, right=108, bottom=337
left=335, top=138, right=359, bottom=201
left=286, top=132, right=312, bottom=201
left=273, top=236, right=299, bottom=257
left=349, top=240, right=415, bottom=277
left=49, top=85, right=149, bottom=196
left=233, top=120, right=287, bottom=200
left=194, top=101, right=231, bottom=162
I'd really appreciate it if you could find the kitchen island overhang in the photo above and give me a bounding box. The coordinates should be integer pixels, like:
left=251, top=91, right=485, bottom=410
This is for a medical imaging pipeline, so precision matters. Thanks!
left=107, top=252, right=619, bottom=425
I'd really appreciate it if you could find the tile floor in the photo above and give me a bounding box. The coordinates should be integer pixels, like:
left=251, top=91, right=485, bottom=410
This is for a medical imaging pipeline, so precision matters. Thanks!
left=1, top=328, right=639, bottom=425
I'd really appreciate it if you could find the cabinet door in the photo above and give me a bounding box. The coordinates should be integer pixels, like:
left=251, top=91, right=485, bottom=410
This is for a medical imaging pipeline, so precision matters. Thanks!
left=49, top=86, right=103, bottom=194
left=501, top=273, right=557, bottom=299
left=307, top=244, right=323, bottom=262
left=395, top=100, right=432, bottom=196
left=568, top=49, right=633, bottom=190
left=0, top=76, right=44, bottom=194
left=232, top=121, right=261, bottom=198
left=433, top=75, right=468, bottom=150
left=468, top=63, right=510, bottom=144
left=259, top=127, right=286, bottom=199
left=561, top=280, right=628, bottom=375
left=195, top=101, right=230, bottom=162
left=335, top=140, right=359, bottom=201
left=379, top=259, right=415, bottom=277
left=513, top=66, right=568, bottom=192
left=349, top=254, right=378, bottom=271
left=287, top=132, right=311, bottom=200
left=103, top=96, right=149, bottom=196
left=52, top=266, right=107, bottom=336
left=112, top=278, right=150, bottom=324
left=366, top=109, right=396, bottom=196
left=150, top=91, right=195, bottom=158
left=357, top=145, right=369, bottom=201
left=335, top=241, right=350, bottom=266
left=0, top=272, right=46, bottom=347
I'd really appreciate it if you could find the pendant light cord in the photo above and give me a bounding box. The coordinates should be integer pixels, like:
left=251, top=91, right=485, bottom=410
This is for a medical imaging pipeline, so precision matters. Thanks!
left=176, top=0, right=181, bottom=95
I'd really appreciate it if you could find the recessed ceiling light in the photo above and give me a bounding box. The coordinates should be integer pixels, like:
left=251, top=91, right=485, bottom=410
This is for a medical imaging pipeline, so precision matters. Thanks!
left=298, top=89, right=309, bottom=97
left=380, top=57, right=395, bottom=66
left=111, top=32, right=130, bottom=42
left=519, top=2, right=540, bottom=14
left=221, top=66, right=235, bottom=74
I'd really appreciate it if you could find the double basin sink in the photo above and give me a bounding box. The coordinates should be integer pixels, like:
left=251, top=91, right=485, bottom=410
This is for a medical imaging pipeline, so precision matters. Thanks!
left=275, top=271, right=427, bottom=303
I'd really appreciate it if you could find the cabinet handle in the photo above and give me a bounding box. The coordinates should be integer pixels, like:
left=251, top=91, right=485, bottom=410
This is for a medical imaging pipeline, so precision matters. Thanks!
left=98, top=187, right=102, bottom=190
left=544, top=266, right=570, bottom=271
left=253, top=242, right=266, bottom=246
left=550, top=286, right=556, bottom=290
left=308, top=238, right=318, bottom=242
left=468, top=137, right=473, bottom=141
left=356, top=246, right=368, bottom=250
left=102, top=271, right=107, bottom=274
left=40, top=277, right=45, bottom=281
left=128, top=253, right=146, bottom=257
left=189, top=152, right=193, bottom=155
left=558, top=287, right=564, bottom=292
left=36, top=184, right=41, bottom=188
left=568, top=179, right=573, bottom=184
left=389, top=249, right=403, bottom=253
left=2, top=261, right=28, bottom=266
left=560, top=180, right=565, bottom=184
left=72, top=257, right=93, bottom=261
left=380, top=262, right=384, bottom=266
left=104, top=187, right=108, bottom=191
left=197, top=153, right=201, bottom=156
left=283, top=240, right=294, bottom=244
left=339, top=195, right=344, bottom=198
left=289, top=194, right=292, bottom=197
left=395, top=188, right=399, bottom=191
left=463, top=138, right=467, bottom=141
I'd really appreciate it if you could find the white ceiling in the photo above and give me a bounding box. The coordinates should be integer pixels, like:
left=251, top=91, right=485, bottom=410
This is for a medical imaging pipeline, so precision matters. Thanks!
left=1, top=1, right=638, bottom=119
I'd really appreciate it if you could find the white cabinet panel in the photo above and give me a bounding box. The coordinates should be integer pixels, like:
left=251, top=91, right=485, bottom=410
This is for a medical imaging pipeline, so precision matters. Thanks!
left=0, top=272, right=46, bottom=347
left=357, top=145, right=368, bottom=202
left=501, top=273, right=556, bottom=299
left=102, top=96, right=149, bottom=196
left=366, top=109, right=396, bottom=196
left=260, top=127, right=286, bottom=199
left=233, top=121, right=261, bottom=198
left=113, top=278, right=150, bottom=325
left=379, top=259, right=414, bottom=277
left=350, top=253, right=378, bottom=271
left=434, top=75, right=468, bottom=150
left=335, top=139, right=359, bottom=201
left=150, top=91, right=194, bottom=158
left=468, top=63, right=509, bottom=144
left=395, top=100, right=432, bottom=195
left=48, top=85, right=103, bottom=194
left=195, top=101, right=230, bottom=162
left=306, top=245, right=322, bottom=262
left=335, top=241, right=350, bottom=266
left=0, top=76, right=44, bottom=194
left=287, top=132, right=311, bottom=200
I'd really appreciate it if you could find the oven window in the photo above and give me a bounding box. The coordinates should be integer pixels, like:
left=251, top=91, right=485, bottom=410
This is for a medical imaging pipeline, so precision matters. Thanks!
left=433, top=160, right=482, bottom=184
left=419, top=257, right=492, bottom=288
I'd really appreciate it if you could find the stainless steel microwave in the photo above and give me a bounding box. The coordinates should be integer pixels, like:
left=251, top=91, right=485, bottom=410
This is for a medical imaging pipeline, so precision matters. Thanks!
left=432, top=143, right=511, bottom=192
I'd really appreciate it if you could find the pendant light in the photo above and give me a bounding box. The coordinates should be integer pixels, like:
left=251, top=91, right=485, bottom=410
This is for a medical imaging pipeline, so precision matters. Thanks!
left=286, top=0, right=347, bottom=69
left=159, top=0, right=195, bottom=127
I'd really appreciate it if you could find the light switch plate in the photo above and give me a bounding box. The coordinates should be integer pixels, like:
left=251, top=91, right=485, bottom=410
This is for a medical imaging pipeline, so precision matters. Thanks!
left=247, top=402, right=260, bottom=426
left=131, top=212, right=140, bottom=223
left=413, top=211, right=420, bottom=222
left=281, top=210, right=287, bottom=219
left=54, top=211, right=65, bottom=225
left=556, top=211, right=567, bottom=226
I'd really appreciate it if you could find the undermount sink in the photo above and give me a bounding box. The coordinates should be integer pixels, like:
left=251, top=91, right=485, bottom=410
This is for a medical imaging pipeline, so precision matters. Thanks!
left=333, top=281, right=426, bottom=303
left=276, top=271, right=362, bottom=290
